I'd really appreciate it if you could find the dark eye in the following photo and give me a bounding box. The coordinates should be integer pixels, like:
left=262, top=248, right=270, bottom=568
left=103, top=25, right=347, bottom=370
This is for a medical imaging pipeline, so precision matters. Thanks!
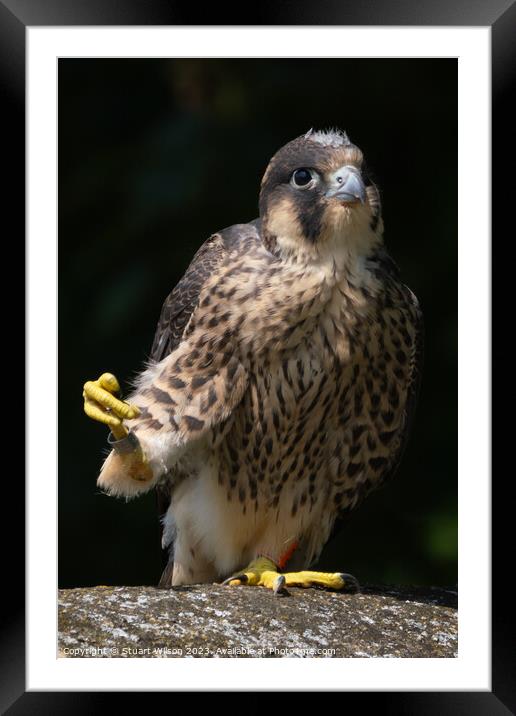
left=291, top=168, right=314, bottom=188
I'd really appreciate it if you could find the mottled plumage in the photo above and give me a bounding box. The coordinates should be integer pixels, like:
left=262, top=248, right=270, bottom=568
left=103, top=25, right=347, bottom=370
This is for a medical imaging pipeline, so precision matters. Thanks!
left=96, top=129, right=423, bottom=587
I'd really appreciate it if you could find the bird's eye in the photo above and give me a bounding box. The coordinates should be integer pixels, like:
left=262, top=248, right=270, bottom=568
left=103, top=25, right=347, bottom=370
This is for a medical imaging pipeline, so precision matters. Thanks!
left=291, top=168, right=314, bottom=188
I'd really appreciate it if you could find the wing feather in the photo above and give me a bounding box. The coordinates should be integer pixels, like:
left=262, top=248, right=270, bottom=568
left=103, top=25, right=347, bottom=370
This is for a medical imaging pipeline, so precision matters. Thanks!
left=370, top=249, right=424, bottom=489
left=150, top=219, right=261, bottom=362
left=326, top=254, right=424, bottom=552
left=147, top=221, right=261, bottom=576
left=373, top=285, right=424, bottom=488
left=150, top=235, right=227, bottom=362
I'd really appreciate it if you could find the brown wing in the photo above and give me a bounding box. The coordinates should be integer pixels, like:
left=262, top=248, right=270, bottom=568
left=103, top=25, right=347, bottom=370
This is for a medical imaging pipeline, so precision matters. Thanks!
left=364, top=248, right=424, bottom=492
left=372, top=282, right=424, bottom=487
left=150, top=220, right=261, bottom=363
left=150, top=236, right=227, bottom=363
left=151, top=221, right=261, bottom=580
left=327, top=252, right=424, bottom=551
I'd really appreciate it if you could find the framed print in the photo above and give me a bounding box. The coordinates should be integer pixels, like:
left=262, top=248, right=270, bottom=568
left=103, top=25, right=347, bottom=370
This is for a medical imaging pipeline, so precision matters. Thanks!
left=3, top=0, right=511, bottom=710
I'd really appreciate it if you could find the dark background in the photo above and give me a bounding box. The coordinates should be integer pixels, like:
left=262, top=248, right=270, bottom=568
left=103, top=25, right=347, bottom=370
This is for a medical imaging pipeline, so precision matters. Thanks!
left=58, top=58, right=457, bottom=589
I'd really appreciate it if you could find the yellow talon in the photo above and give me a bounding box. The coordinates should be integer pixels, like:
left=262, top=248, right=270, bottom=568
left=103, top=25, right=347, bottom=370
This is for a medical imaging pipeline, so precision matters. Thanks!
left=83, top=382, right=139, bottom=419
left=83, top=397, right=122, bottom=428
left=83, top=372, right=140, bottom=437
left=223, top=557, right=359, bottom=595
left=282, top=570, right=350, bottom=590
left=98, top=372, right=120, bottom=393
left=83, top=371, right=151, bottom=479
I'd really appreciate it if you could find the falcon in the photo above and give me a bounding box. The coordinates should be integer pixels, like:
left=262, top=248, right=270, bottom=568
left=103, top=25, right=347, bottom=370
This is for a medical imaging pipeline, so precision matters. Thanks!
left=83, top=128, right=423, bottom=595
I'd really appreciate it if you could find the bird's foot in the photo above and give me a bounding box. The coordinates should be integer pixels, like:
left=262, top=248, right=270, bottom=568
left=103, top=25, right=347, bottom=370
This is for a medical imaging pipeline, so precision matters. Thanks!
left=84, top=372, right=153, bottom=484
left=223, top=556, right=359, bottom=596
left=83, top=372, right=140, bottom=440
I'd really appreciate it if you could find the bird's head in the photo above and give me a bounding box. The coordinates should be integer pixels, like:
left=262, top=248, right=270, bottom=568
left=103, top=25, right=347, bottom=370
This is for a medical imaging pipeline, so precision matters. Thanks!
left=259, top=129, right=382, bottom=264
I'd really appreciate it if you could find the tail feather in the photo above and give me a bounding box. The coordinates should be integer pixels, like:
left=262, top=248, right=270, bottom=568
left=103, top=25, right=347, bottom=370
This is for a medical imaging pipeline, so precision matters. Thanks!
left=157, top=560, right=174, bottom=588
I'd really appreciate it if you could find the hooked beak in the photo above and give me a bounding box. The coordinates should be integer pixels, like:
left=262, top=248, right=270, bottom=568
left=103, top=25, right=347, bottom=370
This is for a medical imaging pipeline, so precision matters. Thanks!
left=326, top=166, right=367, bottom=205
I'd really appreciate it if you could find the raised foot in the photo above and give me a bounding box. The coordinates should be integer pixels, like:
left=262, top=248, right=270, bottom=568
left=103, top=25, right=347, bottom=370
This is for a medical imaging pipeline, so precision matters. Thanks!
left=223, top=557, right=360, bottom=596
left=84, top=372, right=153, bottom=484
left=83, top=372, right=140, bottom=439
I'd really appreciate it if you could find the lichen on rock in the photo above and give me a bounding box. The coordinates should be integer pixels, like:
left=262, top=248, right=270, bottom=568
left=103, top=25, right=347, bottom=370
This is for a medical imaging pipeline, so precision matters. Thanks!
left=58, top=584, right=457, bottom=658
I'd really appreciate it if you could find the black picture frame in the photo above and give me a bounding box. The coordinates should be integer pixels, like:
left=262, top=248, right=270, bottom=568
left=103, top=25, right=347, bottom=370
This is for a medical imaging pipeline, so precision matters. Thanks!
left=4, top=0, right=510, bottom=711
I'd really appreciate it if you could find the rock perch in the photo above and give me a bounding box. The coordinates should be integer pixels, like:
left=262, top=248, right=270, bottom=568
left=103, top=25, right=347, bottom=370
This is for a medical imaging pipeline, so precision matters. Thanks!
left=58, top=584, right=457, bottom=658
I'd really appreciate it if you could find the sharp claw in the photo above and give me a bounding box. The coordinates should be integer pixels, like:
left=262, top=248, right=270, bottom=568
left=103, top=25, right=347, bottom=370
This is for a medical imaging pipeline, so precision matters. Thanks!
left=223, top=574, right=248, bottom=586
left=273, top=575, right=289, bottom=596
left=337, top=573, right=360, bottom=593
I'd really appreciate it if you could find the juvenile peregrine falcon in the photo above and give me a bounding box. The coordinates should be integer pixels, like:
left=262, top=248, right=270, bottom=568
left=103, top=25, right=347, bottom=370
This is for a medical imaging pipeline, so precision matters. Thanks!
left=83, top=129, right=423, bottom=594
